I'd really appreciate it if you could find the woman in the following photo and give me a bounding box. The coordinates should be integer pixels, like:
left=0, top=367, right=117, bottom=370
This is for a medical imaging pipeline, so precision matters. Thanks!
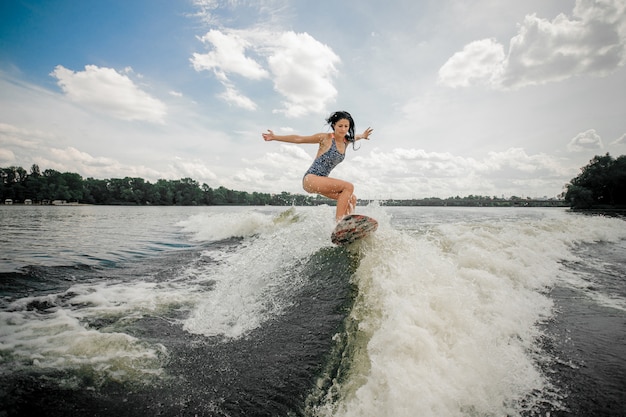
left=262, top=111, right=373, bottom=221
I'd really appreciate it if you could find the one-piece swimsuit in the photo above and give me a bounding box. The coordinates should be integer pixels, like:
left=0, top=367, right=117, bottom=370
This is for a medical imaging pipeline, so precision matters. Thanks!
left=304, top=135, right=345, bottom=178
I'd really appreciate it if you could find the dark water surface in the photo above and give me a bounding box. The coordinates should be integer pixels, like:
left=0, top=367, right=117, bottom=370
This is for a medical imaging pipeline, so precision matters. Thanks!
left=1, top=205, right=625, bottom=416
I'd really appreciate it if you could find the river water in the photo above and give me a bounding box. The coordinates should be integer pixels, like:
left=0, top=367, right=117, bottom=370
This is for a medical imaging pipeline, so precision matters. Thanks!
left=0, top=204, right=624, bottom=416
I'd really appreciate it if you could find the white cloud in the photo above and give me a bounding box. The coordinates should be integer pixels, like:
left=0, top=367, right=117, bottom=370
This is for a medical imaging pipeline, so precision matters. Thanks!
left=50, top=65, right=167, bottom=123
left=168, top=157, right=218, bottom=182
left=438, top=39, right=505, bottom=88
left=31, top=148, right=124, bottom=178
left=483, top=148, right=569, bottom=177
left=247, top=144, right=312, bottom=171
left=267, top=31, right=340, bottom=117
left=0, top=118, right=216, bottom=183
left=439, top=0, right=626, bottom=89
left=48, top=146, right=116, bottom=166
left=190, top=0, right=225, bottom=26
left=232, top=167, right=266, bottom=185
left=362, top=147, right=566, bottom=179
left=191, top=29, right=270, bottom=80
left=0, top=148, right=16, bottom=164
left=276, top=143, right=311, bottom=161
left=236, top=143, right=316, bottom=192
left=21, top=143, right=219, bottom=185
left=567, top=129, right=604, bottom=152
left=218, top=85, right=257, bottom=110
left=610, top=133, right=626, bottom=146
left=0, top=123, right=41, bottom=149
left=192, top=28, right=339, bottom=115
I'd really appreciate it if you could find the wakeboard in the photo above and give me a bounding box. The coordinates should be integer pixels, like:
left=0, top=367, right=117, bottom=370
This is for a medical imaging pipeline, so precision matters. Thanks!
left=331, top=214, right=378, bottom=246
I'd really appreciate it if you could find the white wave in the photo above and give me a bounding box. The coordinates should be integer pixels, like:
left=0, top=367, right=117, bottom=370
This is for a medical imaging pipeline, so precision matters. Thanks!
left=0, top=284, right=171, bottom=383
left=558, top=236, right=626, bottom=312
left=315, top=209, right=626, bottom=417
left=177, top=207, right=302, bottom=242
left=182, top=206, right=337, bottom=339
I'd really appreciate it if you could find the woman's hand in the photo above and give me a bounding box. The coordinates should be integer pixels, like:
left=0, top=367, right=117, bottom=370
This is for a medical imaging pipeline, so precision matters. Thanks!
left=359, top=127, right=373, bottom=140
left=262, top=129, right=275, bottom=141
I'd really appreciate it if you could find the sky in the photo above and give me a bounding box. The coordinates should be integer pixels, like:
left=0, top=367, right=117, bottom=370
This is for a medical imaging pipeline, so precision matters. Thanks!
left=1, top=0, right=625, bottom=200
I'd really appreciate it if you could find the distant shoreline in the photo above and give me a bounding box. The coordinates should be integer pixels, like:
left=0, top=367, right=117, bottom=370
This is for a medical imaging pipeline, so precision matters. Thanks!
left=2, top=200, right=569, bottom=208
left=5, top=197, right=625, bottom=211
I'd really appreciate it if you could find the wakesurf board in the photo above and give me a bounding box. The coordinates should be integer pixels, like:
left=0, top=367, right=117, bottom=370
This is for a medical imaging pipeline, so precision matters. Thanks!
left=331, top=214, right=378, bottom=246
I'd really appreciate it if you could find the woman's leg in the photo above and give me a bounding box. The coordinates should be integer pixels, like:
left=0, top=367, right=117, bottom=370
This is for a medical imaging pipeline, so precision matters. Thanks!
left=303, top=174, right=356, bottom=221
left=348, top=194, right=357, bottom=213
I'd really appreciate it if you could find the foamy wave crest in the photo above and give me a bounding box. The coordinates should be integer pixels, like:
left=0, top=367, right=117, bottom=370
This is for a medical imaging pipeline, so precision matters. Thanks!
left=316, top=210, right=625, bottom=417
left=0, top=281, right=176, bottom=383
left=178, top=208, right=299, bottom=242
left=182, top=207, right=336, bottom=339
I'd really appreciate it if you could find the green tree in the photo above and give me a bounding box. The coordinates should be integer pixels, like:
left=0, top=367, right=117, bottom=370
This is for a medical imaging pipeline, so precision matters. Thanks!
left=608, top=155, right=626, bottom=205
left=83, top=178, right=110, bottom=204
left=201, top=183, right=214, bottom=205
left=154, top=179, right=174, bottom=205
left=42, top=169, right=71, bottom=201
left=564, top=153, right=626, bottom=209
left=61, top=172, right=84, bottom=201
left=24, top=164, right=45, bottom=202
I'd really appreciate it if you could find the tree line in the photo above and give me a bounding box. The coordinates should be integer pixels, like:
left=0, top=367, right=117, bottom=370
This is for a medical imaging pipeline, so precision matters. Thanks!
left=563, top=153, right=626, bottom=210
left=380, top=195, right=567, bottom=207
left=0, top=165, right=323, bottom=206
left=2, top=154, right=624, bottom=208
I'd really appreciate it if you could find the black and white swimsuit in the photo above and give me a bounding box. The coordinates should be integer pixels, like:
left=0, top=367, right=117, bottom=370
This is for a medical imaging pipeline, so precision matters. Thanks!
left=304, top=135, right=345, bottom=178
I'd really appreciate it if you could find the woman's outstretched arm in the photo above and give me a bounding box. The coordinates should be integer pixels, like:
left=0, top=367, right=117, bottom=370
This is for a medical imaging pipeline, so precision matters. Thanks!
left=262, top=130, right=324, bottom=144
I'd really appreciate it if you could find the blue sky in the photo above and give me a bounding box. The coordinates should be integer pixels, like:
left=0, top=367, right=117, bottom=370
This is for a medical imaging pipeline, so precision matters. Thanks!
left=1, top=0, right=625, bottom=199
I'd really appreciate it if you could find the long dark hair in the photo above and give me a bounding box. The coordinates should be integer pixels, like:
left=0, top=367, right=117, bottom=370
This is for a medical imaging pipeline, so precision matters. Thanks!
left=326, top=111, right=359, bottom=150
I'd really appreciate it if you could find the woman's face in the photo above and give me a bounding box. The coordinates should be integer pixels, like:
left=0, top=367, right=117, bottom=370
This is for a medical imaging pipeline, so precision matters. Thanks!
left=333, top=118, right=351, bottom=138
